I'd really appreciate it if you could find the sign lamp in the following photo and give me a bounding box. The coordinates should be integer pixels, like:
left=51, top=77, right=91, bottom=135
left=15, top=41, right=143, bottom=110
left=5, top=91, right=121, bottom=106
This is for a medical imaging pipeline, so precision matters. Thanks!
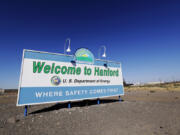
left=102, top=51, right=106, bottom=58
left=98, top=45, right=106, bottom=59
left=64, top=38, right=71, bottom=54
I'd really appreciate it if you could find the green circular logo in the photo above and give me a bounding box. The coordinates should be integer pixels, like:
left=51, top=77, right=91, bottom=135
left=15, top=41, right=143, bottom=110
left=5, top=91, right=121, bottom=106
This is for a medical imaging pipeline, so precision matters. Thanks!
left=75, top=48, right=94, bottom=64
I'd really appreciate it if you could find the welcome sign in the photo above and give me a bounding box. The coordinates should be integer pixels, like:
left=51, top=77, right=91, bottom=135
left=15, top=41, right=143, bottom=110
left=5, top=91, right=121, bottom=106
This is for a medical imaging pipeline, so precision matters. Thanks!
left=17, top=49, right=124, bottom=106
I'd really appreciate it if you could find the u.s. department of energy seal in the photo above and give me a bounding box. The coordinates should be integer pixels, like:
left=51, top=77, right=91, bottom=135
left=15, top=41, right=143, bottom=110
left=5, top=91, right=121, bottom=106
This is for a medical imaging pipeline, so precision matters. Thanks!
left=51, top=76, right=61, bottom=86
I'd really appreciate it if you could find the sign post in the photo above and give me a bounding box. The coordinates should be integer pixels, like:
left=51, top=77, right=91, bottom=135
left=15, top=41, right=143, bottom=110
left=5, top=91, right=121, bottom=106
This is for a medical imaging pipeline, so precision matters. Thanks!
left=119, top=96, right=122, bottom=102
left=17, top=48, right=124, bottom=115
left=24, top=106, right=28, bottom=116
left=97, top=98, right=100, bottom=105
left=68, top=102, right=71, bottom=109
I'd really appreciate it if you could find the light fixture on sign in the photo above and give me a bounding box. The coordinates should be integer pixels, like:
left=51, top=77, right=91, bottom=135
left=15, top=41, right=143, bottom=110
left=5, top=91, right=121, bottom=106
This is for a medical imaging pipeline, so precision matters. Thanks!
left=66, top=46, right=71, bottom=52
left=64, top=38, right=71, bottom=54
left=102, top=51, right=106, bottom=58
left=98, top=45, right=106, bottom=59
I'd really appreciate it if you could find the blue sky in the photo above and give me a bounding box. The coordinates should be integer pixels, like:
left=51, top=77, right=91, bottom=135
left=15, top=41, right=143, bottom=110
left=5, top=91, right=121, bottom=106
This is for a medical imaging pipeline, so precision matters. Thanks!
left=0, top=0, right=180, bottom=88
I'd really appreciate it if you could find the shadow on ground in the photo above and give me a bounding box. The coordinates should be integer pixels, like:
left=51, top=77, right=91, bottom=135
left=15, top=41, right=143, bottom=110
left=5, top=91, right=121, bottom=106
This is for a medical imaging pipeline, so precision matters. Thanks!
left=30, top=99, right=124, bottom=115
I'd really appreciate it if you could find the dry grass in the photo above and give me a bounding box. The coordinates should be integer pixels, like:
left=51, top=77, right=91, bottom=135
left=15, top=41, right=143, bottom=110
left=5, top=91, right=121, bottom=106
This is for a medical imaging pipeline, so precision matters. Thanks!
left=125, top=82, right=180, bottom=91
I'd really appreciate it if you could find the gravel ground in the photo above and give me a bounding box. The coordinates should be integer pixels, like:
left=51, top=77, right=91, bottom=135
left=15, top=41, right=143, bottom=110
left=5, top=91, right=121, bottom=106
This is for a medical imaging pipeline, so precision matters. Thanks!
left=0, top=90, right=180, bottom=135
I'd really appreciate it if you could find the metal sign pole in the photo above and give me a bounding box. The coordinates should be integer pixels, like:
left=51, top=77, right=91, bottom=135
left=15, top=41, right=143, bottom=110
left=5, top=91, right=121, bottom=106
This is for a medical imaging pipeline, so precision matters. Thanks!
left=119, top=96, right=122, bottom=102
left=68, top=102, right=71, bottom=108
left=97, top=98, right=100, bottom=104
left=24, top=106, right=28, bottom=116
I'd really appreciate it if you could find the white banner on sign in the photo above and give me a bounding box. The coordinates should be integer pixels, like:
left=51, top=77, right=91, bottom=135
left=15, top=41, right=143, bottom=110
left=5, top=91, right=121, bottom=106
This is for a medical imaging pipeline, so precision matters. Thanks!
left=21, top=59, right=123, bottom=87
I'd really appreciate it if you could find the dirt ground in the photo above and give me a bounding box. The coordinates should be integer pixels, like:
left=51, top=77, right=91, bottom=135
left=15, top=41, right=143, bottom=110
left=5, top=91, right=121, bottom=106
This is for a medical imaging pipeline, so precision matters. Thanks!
left=0, top=89, right=180, bottom=135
